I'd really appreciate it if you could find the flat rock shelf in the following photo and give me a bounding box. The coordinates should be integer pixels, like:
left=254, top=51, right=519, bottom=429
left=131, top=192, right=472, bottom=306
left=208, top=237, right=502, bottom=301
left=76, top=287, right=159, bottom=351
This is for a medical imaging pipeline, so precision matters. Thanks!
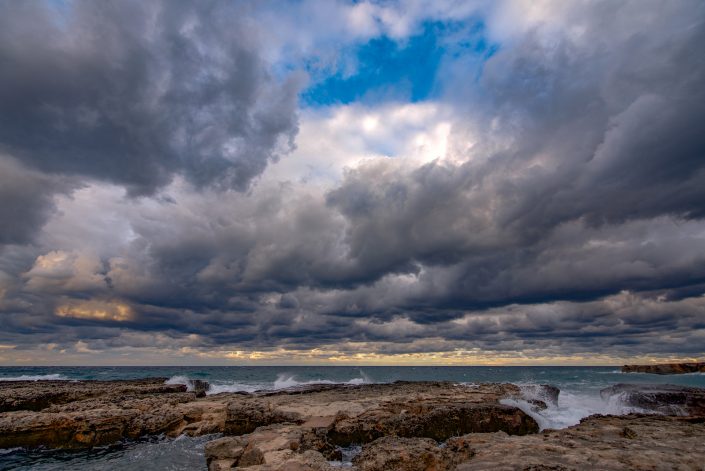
left=1, top=379, right=704, bottom=470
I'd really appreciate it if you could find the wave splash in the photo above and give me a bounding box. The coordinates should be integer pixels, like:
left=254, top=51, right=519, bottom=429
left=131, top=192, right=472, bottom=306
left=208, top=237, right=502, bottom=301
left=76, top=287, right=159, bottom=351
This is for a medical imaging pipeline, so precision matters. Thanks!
left=165, top=372, right=372, bottom=395
left=500, top=383, right=652, bottom=430
left=272, top=374, right=367, bottom=390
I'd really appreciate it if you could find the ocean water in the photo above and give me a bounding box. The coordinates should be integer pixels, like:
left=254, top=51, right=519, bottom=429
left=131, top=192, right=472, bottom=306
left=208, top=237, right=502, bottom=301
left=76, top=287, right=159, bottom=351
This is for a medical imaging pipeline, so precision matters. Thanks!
left=1, top=365, right=704, bottom=470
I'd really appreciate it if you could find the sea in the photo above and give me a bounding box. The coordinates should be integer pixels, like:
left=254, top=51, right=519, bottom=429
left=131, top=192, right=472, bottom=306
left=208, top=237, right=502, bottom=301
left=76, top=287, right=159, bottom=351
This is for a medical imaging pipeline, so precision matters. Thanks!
left=1, top=365, right=704, bottom=470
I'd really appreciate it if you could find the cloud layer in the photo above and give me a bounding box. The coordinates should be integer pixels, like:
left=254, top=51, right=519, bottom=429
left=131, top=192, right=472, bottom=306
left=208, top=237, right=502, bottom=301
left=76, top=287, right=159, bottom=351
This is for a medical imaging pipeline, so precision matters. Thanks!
left=1, top=0, right=704, bottom=364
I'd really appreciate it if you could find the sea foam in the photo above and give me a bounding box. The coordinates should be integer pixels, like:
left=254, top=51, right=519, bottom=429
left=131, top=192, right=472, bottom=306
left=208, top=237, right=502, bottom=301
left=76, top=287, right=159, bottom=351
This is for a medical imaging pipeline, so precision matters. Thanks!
left=165, top=372, right=370, bottom=395
left=499, top=382, right=652, bottom=430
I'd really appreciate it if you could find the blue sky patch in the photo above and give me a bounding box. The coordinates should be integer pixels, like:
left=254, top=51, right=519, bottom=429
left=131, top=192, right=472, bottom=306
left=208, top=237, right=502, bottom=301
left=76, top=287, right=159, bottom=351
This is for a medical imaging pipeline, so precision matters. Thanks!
left=302, top=20, right=496, bottom=107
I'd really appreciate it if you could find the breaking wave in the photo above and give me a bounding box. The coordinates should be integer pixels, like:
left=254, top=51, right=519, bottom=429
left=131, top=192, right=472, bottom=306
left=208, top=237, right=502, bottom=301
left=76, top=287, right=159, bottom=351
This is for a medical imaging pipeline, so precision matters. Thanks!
left=272, top=374, right=368, bottom=389
left=165, top=372, right=372, bottom=395
left=499, top=382, right=652, bottom=430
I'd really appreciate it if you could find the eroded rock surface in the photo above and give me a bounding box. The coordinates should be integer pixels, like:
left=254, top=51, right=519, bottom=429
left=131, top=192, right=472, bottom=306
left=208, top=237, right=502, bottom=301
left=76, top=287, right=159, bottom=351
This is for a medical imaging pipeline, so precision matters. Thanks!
left=0, top=378, right=186, bottom=413
left=353, top=436, right=474, bottom=471
left=330, top=402, right=537, bottom=445
left=455, top=414, right=705, bottom=471
left=3, top=379, right=705, bottom=470
left=0, top=380, right=534, bottom=452
left=0, top=378, right=211, bottom=448
left=204, top=382, right=537, bottom=470
left=622, top=362, right=705, bottom=374
left=205, top=424, right=336, bottom=471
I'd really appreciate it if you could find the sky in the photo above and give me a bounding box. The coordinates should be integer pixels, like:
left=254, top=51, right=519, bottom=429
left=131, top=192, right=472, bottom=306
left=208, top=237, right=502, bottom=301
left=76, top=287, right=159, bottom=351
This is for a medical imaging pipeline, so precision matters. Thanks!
left=0, top=0, right=704, bottom=366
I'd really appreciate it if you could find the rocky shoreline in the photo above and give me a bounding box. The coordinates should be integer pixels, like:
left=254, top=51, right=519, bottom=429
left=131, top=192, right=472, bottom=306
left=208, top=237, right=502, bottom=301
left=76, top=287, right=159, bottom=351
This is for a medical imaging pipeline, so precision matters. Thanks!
left=621, top=362, right=705, bottom=374
left=1, top=379, right=704, bottom=470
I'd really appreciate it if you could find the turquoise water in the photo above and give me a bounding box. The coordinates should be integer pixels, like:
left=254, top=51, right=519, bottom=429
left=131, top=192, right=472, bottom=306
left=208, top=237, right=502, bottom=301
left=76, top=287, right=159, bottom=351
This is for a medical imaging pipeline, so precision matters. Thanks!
left=1, top=366, right=704, bottom=470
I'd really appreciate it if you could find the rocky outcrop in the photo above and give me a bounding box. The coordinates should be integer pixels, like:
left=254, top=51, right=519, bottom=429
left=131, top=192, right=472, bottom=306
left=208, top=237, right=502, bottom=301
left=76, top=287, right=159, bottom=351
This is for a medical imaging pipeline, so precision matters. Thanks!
left=0, top=378, right=186, bottom=413
left=0, top=392, right=194, bottom=449
left=454, top=414, right=705, bottom=471
left=224, top=399, right=304, bottom=435
left=600, top=383, right=705, bottom=416
left=204, top=383, right=538, bottom=470
left=205, top=424, right=336, bottom=471
left=0, top=379, right=216, bottom=448
left=622, top=362, right=705, bottom=374
left=4, top=378, right=705, bottom=470
left=0, top=380, right=533, bottom=452
left=242, top=414, right=705, bottom=471
left=329, top=402, right=538, bottom=445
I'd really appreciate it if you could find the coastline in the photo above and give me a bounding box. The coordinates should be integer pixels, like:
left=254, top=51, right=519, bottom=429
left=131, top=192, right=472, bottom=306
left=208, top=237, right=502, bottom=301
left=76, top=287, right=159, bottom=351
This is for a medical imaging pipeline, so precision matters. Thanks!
left=1, top=378, right=704, bottom=470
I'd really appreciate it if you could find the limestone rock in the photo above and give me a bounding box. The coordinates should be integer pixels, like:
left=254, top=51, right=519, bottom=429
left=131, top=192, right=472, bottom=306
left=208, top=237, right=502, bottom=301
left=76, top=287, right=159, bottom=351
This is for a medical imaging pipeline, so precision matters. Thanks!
left=205, top=424, right=335, bottom=471
left=0, top=378, right=186, bottom=413
left=329, top=402, right=538, bottom=445
left=225, top=399, right=304, bottom=435
left=353, top=436, right=473, bottom=471
left=454, top=414, right=705, bottom=471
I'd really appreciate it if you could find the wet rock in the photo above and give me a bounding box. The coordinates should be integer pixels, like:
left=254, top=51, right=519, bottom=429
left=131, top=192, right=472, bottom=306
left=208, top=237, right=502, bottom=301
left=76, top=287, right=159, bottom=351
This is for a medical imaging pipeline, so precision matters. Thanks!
left=622, top=362, right=705, bottom=375
left=530, top=384, right=560, bottom=405
left=189, top=379, right=211, bottom=398
left=599, top=383, right=705, bottom=416
left=329, top=402, right=538, bottom=445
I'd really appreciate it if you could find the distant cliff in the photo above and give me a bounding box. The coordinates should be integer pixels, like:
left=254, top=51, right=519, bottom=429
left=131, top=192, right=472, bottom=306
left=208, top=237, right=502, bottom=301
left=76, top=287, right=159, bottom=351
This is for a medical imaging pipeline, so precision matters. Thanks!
left=622, top=362, right=705, bottom=374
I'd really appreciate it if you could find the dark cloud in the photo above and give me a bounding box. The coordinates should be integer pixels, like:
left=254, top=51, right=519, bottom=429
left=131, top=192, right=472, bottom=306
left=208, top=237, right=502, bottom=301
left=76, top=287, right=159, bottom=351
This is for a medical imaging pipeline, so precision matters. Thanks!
left=0, top=157, right=73, bottom=245
left=1, top=0, right=705, bottom=362
left=0, top=0, right=300, bottom=196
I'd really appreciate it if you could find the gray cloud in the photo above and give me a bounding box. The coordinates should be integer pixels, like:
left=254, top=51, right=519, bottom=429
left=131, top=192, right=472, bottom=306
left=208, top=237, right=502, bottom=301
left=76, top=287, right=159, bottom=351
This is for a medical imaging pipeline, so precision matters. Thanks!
left=0, top=156, right=73, bottom=246
left=1, top=0, right=705, bottom=362
left=0, top=0, right=300, bottom=197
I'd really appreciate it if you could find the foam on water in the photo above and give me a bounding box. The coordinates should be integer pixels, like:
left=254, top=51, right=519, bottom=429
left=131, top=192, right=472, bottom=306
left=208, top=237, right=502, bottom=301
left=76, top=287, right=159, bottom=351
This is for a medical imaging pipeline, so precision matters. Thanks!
left=499, top=383, right=652, bottom=430
left=164, top=372, right=371, bottom=395
left=272, top=373, right=367, bottom=389
left=164, top=375, right=195, bottom=391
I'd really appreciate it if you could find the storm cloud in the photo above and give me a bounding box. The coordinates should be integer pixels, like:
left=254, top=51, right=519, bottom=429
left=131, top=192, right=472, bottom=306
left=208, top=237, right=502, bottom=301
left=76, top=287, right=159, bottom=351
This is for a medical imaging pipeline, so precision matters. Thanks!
left=0, top=0, right=704, bottom=364
left=0, top=0, right=300, bottom=245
